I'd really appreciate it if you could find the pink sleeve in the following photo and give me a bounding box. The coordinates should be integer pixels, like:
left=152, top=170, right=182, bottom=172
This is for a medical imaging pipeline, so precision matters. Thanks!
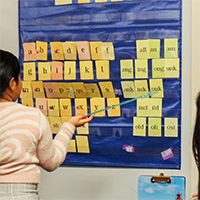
left=37, top=112, right=76, bottom=171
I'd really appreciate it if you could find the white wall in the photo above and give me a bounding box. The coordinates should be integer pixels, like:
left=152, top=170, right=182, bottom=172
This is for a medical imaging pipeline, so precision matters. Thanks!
left=191, top=0, right=200, bottom=196
left=0, top=0, right=192, bottom=199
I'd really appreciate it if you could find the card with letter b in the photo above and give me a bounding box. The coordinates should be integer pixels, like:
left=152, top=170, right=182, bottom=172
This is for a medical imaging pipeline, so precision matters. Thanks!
left=138, top=175, right=185, bottom=200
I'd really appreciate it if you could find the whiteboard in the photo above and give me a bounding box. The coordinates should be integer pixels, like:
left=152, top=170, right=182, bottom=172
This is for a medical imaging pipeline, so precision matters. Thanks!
left=0, top=0, right=192, bottom=199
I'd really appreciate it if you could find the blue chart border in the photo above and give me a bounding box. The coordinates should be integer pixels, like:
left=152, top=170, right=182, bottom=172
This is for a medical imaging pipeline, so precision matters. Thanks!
left=19, top=0, right=182, bottom=169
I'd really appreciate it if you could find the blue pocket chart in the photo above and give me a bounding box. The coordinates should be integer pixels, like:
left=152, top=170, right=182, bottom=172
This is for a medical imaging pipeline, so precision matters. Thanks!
left=19, top=0, right=182, bottom=168
left=138, top=176, right=185, bottom=200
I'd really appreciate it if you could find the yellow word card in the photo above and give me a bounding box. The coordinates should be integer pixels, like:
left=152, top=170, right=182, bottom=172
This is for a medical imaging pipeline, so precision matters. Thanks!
left=47, top=99, right=60, bottom=116
left=90, top=97, right=105, bottom=117
left=38, top=62, right=51, bottom=80
left=164, top=38, right=178, bottom=58
left=135, top=59, right=148, bottom=79
left=95, top=60, right=110, bottom=79
left=90, top=42, right=103, bottom=60
left=23, top=62, right=36, bottom=81
left=50, top=42, right=64, bottom=60
left=164, top=118, right=178, bottom=137
left=99, top=81, right=115, bottom=98
left=133, top=117, right=146, bottom=137
left=107, top=98, right=121, bottom=117
left=134, top=80, right=149, bottom=97
left=120, top=59, right=134, bottom=79
left=149, top=79, right=164, bottom=98
left=121, top=81, right=136, bottom=98
left=36, top=41, right=48, bottom=60
left=75, top=98, right=87, bottom=115
left=20, top=81, right=32, bottom=99
left=62, top=42, right=77, bottom=60
left=31, top=81, right=45, bottom=98
left=148, top=117, right=162, bottom=137
left=59, top=99, right=72, bottom=116
left=80, top=61, right=94, bottom=79
left=64, top=61, right=76, bottom=80
left=76, top=135, right=90, bottom=153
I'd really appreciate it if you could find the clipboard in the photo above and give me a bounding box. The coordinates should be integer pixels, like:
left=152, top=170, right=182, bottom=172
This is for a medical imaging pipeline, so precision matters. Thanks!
left=138, top=174, right=185, bottom=200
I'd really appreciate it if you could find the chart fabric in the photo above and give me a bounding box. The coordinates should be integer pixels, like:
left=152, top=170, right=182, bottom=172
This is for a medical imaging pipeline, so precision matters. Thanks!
left=19, top=0, right=182, bottom=168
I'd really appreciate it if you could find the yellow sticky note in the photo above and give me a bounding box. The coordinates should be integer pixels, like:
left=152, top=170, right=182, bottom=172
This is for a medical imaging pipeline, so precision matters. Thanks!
left=133, top=117, right=146, bottom=137
left=149, top=98, right=162, bottom=117
left=55, top=83, right=69, bottom=98
left=78, top=0, right=90, bottom=3
left=107, top=98, right=121, bottom=117
left=23, top=62, right=36, bottom=81
left=164, top=118, right=178, bottom=137
left=90, top=97, right=105, bottom=117
left=95, top=60, right=110, bottom=79
left=79, top=61, right=94, bottom=80
left=99, top=82, right=115, bottom=98
left=95, top=0, right=107, bottom=2
left=51, top=61, right=63, bottom=80
left=90, top=42, right=103, bottom=60
left=31, top=81, right=45, bottom=98
left=20, top=81, right=33, bottom=99
left=121, top=81, right=136, bottom=98
left=101, top=42, right=115, bottom=60
left=64, top=61, right=76, bottom=80
left=49, top=117, right=62, bottom=134
left=134, top=80, right=149, bottom=97
left=84, top=83, right=101, bottom=98
left=135, top=59, right=148, bottom=79
left=50, top=42, right=64, bottom=60
left=149, top=79, right=164, bottom=98
left=38, top=62, right=51, bottom=80
left=149, top=39, right=160, bottom=59
left=43, top=82, right=58, bottom=98
left=165, top=58, right=179, bottom=78
left=59, top=99, right=72, bottom=116
left=148, top=118, right=162, bottom=137
left=36, top=41, right=48, bottom=60
left=68, top=140, right=76, bottom=153
left=120, top=60, right=133, bottom=79
left=76, top=136, right=90, bottom=153
left=137, top=98, right=149, bottom=117
left=152, top=59, right=165, bottom=78
left=47, top=99, right=60, bottom=116
left=21, top=98, right=34, bottom=107
left=136, top=40, right=149, bottom=59
left=23, top=43, right=36, bottom=61
left=76, top=41, right=91, bottom=60
left=72, top=82, right=87, bottom=98
left=35, top=98, right=48, bottom=116
left=62, top=42, right=77, bottom=60
left=164, top=38, right=178, bottom=58
left=55, top=0, right=72, bottom=5
left=77, top=123, right=89, bottom=134
left=75, top=98, right=87, bottom=115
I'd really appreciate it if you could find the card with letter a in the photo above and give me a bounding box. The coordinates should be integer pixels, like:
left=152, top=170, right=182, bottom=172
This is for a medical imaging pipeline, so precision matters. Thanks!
left=138, top=175, right=185, bottom=200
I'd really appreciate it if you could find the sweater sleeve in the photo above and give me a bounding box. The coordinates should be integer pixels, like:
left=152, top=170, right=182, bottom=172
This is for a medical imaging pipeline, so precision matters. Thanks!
left=37, top=111, right=76, bottom=172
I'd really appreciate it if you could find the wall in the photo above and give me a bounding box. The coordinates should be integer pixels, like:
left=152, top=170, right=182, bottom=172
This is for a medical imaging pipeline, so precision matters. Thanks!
left=0, top=0, right=192, bottom=199
left=191, top=0, right=200, bottom=196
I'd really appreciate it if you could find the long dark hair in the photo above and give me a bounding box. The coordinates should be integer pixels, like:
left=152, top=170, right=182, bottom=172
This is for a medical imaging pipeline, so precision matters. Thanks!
left=0, top=50, right=21, bottom=97
left=193, top=92, right=200, bottom=197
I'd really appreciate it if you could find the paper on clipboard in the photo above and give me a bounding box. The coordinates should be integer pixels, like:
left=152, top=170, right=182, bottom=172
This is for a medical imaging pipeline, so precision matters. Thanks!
left=138, top=175, right=185, bottom=200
